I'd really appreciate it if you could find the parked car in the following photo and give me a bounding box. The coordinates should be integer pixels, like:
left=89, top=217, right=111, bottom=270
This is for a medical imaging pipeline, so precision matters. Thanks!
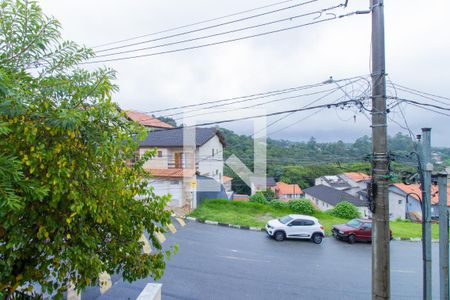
left=332, top=219, right=392, bottom=244
left=265, top=214, right=325, bottom=244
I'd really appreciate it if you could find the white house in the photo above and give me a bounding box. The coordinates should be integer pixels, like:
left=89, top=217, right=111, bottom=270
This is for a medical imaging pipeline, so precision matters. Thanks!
left=315, top=172, right=371, bottom=197
left=127, top=111, right=226, bottom=211
left=303, top=184, right=371, bottom=218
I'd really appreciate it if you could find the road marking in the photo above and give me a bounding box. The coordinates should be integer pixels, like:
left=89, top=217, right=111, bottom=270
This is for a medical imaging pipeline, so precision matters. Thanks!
left=175, top=217, right=186, bottom=226
left=167, top=223, right=177, bottom=233
left=99, top=272, right=112, bottom=294
left=217, top=255, right=270, bottom=263
left=155, top=231, right=166, bottom=244
left=139, top=234, right=152, bottom=254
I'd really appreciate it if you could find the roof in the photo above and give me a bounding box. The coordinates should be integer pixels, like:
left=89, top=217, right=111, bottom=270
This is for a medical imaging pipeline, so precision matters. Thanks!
left=251, top=176, right=276, bottom=187
left=125, top=111, right=174, bottom=129
left=391, top=183, right=450, bottom=206
left=144, top=168, right=195, bottom=178
left=303, top=184, right=365, bottom=207
left=274, top=182, right=303, bottom=195
left=319, top=175, right=351, bottom=189
left=139, top=127, right=225, bottom=147
left=232, top=194, right=249, bottom=201
left=343, top=172, right=371, bottom=182
left=223, top=176, right=233, bottom=183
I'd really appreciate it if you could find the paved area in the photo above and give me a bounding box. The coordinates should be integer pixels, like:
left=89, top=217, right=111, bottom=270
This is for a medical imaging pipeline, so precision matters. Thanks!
left=84, top=220, right=440, bottom=300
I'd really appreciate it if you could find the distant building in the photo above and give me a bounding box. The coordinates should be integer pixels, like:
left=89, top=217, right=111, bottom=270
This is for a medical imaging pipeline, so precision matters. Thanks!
left=272, top=182, right=303, bottom=201
left=125, top=110, right=174, bottom=129
left=304, top=184, right=370, bottom=218
left=250, top=176, right=276, bottom=195
left=389, top=183, right=450, bottom=221
left=315, top=172, right=370, bottom=196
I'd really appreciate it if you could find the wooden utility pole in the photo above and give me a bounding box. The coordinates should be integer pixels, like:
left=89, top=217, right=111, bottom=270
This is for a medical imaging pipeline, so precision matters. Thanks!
left=370, top=0, right=390, bottom=299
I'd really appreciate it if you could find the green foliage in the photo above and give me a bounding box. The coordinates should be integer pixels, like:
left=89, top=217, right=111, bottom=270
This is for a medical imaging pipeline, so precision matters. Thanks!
left=287, top=200, right=315, bottom=215
left=0, top=0, right=174, bottom=297
left=268, top=200, right=288, bottom=210
left=249, top=192, right=267, bottom=204
left=329, top=201, right=360, bottom=219
left=261, top=188, right=275, bottom=201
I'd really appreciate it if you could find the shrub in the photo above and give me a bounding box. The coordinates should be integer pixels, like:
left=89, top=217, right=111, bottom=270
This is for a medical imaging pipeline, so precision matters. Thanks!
left=249, top=192, right=267, bottom=204
left=269, top=200, right=288, bottom=210
left=330, top=201, right=360, bottom=219
left=261, top=188, right=275, bottom=201
left=288, top=199, right=315, bottom=215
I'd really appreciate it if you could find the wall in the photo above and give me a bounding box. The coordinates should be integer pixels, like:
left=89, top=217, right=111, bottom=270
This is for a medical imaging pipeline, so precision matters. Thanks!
left=387, top=190, right=407, bottom=220
left=140, top=147, right=168, bottom=169
left=304, top=193, right=334, bottom=211
left=150, top=178, right=183, bottom=207
left=197, top=135, right=223, bottom=183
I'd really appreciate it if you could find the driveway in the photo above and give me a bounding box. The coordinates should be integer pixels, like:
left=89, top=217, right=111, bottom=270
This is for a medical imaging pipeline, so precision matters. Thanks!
left=84, top=220, right=440, bottom=300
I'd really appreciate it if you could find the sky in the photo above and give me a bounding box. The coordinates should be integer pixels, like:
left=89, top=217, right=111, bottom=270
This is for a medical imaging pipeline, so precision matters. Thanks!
left=38, top=0, right=450, bottom=146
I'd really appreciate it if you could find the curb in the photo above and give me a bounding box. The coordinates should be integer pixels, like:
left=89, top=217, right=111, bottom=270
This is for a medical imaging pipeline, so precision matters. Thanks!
left=173, top=214, right=441, bottom=242
left=174, top=215, right=265, bottom=232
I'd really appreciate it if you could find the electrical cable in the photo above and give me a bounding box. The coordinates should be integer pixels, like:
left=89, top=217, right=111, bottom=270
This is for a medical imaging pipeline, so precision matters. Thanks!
left=91, top=0, right=303, bottom=49
left=81, top=4, right=351, bottom=65
left=94, top=0, right=319, bottom=54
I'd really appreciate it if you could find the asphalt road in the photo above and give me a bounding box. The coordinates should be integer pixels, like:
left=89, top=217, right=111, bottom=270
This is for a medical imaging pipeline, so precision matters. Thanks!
left=87, top=220, right=440, bottom=300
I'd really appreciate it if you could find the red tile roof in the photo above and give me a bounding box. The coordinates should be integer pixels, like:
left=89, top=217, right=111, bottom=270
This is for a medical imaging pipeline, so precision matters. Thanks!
left=343, top=172, right=371, bottom=182
left=145, top=168, right=195, bottom=178
left=223, top=176, right=233, bottom=183
left=125, top=111, right=174, bottom=129
left=274, top=182, right=303, bottom=195
left=392, top=183, right=450, bottom=206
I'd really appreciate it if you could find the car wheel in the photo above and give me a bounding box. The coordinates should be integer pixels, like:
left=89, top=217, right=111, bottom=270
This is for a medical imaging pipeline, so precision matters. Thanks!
left=348, top=234, right=356, bottom=244
left=274, top=231, right=285, bottom=241
left=311, top=233, right=323, bottom=244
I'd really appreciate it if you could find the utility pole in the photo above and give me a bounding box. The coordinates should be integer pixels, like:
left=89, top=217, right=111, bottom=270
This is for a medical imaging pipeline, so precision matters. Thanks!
left=436, top=172, right=449, bottom=300
left=421, top=128, right=432, bottom=299
left=370, top=0, right=390, bottom=299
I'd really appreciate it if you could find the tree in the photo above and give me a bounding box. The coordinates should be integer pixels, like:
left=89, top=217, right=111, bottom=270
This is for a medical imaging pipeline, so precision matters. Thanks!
left=0, top=1, right=174, bottom=297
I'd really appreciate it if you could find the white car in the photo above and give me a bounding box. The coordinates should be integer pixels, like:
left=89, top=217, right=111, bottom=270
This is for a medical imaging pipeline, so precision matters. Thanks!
left=265, top=214, right=325, bottom=244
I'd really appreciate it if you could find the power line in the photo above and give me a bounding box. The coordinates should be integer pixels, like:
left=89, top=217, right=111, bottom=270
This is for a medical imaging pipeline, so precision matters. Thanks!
left=94, top=0, right=319, bottom=54
left=172, top=86, right=341, bottom=122
left=91, top=0, right=303, bottom=49
left=143, top=75, right=367, bottom=115
left=80, top=4, right=350, bottom=65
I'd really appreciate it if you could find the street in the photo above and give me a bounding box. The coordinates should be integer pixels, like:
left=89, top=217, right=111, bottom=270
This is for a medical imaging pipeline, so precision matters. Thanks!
left=87, top=220, right=440, bottom=300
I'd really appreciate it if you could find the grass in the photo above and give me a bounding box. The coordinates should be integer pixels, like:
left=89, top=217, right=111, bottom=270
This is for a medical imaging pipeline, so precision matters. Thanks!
left=190, top=199, right=441, bottom=239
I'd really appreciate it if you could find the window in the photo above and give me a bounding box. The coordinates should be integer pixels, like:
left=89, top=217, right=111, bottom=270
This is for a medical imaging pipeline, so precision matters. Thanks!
left=212, top=149, right=215, bottom=157
left=157, top=150, right=163, bottom=158
left=170, top=180, right=179, bottom=185
left=290, top=220, right=303, bottom=226
left=279, top=216, right=293, bottom=224
left=315, top=199, right=319, bottom=205
left=216, top=169, right=218, bottom=175
left=398, top=199, right=402, bottom=205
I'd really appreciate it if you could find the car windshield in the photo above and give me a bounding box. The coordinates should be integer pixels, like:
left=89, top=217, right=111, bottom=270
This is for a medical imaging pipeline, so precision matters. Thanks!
left=346, top=219, right=362, bottom=228
left=279, top=216, right=293, bottom=224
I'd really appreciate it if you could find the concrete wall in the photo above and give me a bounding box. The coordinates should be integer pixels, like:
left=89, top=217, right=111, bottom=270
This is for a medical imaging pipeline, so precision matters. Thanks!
left=387, top=190, right=407, bottom=220
left=197, top=135, right=223, bottom=183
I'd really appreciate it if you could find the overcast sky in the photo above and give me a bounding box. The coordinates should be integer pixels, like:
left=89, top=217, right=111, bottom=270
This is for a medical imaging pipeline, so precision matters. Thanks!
left=38, top=0, right=450, bottom=146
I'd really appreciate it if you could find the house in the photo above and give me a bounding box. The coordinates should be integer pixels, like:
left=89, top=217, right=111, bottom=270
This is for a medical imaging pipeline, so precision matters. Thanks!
left=390, top=183, right=450, bottom=221
left=315, top=175, right=351, bottom=192
left=315, top=172, right=370, bottom=196
left=135, top=122, right=225, bottom=210
left=303, top=185, right=370, bottom=218
left=232, top=194, right=250, bottom=201
left=339, top=172, right=371, bottom=196
left=125, top=110, right=174, bottom=129
left=272, top=182, right=303, bottom=201
left=250, top=176, right=276, bottom=195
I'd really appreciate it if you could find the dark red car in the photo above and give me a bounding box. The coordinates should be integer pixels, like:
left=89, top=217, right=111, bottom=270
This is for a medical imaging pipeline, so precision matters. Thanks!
left=332, top=219, right=392, bottom=244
